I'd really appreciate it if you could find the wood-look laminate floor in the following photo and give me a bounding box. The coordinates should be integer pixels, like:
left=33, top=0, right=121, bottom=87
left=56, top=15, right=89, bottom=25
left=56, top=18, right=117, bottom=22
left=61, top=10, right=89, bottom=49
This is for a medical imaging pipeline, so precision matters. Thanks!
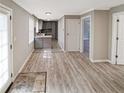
left=51, top=39, right=61, bottom=50
left=20, top=49, right=124, bottom=93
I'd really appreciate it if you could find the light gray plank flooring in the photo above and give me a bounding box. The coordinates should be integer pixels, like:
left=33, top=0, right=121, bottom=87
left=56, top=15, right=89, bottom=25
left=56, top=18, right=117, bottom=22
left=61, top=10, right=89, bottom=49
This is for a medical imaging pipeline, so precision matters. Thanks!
left=21, top=50, right=124, bottom=93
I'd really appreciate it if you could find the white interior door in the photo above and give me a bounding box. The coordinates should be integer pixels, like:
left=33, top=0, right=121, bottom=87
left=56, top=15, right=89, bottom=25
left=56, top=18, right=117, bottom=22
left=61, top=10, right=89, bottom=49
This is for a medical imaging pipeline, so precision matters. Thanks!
left=116, top=14, right=124, bottom=64
left=66, top=19, right=80, bottom=51
left=0, top=7, right=12, bottom=93
left=112, top=13, right=124, bottom=65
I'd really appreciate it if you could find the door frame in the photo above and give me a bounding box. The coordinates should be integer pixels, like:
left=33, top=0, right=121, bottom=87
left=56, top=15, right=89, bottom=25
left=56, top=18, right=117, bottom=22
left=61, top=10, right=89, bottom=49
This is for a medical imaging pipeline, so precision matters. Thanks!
left=111, top=12, right=124, bottom=64
left=81, top=15, right=93, bottom=60
left=0, top=3, right=13, bottom=93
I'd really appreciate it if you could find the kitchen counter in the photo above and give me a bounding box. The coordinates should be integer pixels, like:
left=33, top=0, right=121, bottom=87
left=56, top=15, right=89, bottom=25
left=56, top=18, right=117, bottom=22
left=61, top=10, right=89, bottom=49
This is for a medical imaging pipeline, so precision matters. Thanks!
left=35, top=35, right=52, bottom=39
left=35, top=35, right=52, bottom=49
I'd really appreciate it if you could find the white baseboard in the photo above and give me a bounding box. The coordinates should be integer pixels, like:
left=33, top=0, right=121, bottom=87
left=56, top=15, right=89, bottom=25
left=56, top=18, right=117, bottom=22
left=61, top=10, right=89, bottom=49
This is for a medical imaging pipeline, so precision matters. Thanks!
left=19, top=49, right=34, bottom=73
left=58, top=42, right=65, bottom=52
left=61, top=48, right=65, bottom=52
left=107, top=60, right=111, bottom=63
left=91, top=59, right=111, bottom=63
left=12, top=49, right=34, bottom=81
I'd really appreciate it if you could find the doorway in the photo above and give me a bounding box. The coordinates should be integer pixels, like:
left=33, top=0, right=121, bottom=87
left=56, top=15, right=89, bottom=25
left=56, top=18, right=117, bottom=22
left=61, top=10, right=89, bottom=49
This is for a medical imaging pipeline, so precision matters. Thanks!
left=82, top=16, right=91, bottom=58
left=0, top=5, right=12, bottom=93
left=34, top=21, right=59, bottom=50
left=112, top=12, right=124, bottom=65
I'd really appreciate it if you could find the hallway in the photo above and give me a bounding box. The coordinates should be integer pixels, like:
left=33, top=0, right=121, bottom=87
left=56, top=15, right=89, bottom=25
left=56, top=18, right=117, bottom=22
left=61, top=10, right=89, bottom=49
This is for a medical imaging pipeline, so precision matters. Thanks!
left=8, top=49, right=124, bottom=93
left=1, top=0, right=124, bottom=93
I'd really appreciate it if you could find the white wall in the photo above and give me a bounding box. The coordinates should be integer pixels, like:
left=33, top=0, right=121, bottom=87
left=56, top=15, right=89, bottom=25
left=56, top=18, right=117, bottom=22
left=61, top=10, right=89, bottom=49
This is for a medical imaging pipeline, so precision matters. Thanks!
left=36, top=19, right=39, bottom=33
left=29, top=16, right=34, bottom=44
left=0, top=0, right=36, bottom=79
left=58, top=17, right=65, bottom=50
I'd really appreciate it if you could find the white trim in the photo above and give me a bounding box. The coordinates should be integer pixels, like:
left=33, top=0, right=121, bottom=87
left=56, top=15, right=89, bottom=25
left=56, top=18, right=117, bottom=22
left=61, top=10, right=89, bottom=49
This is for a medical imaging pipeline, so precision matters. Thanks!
left=0, top=3, right=13, bottom=78
left=58, top=41, right=65, bottom=51
left=0, top=3, right=13, bottom=93
left=91, top=59, right=111, bottom=63
left=0, top=3, right=12, bottom=11
left=80, top=8, right=110, bottom=15
left=82, top=53, right=111, bottom=63
left=107, top=60, right=112, bottom=63
left=58, top=44, right=65, bottom=52
left=80, top=17, right=83, bottom=53
left=82, top=15, right=92, bottom=19
left=80, top=9, right=95, bottom=15
left=80, top=15, right=93, bottom=61
left=19, top=49, right=34, bottom=74
left=111, top=13, right=117, bottom=64
left=60, top=46, right=65, bottom=52
left=112, top=12, right=124, bottom=16
left=12, top=49, right=34, bottom=81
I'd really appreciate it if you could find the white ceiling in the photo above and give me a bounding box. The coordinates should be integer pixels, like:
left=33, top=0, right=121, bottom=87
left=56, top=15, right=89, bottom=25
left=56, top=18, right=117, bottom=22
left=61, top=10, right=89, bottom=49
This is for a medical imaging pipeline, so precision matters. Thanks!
left=13, top=0, right=124, bottom=20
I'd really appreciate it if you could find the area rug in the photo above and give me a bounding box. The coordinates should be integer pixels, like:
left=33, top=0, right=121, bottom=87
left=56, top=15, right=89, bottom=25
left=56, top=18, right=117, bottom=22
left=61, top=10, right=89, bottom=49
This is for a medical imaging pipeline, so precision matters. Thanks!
left=8, top=72, right=47, bottom=93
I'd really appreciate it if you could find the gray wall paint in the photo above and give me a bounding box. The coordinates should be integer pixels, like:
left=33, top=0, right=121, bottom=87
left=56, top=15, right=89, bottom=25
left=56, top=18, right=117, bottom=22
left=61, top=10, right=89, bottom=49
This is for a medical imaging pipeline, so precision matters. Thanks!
left=93, top=10, right=109, bottom=60
left=65, top=15, right=81, bottom=19
left=0, top=0, right=35, bottom=78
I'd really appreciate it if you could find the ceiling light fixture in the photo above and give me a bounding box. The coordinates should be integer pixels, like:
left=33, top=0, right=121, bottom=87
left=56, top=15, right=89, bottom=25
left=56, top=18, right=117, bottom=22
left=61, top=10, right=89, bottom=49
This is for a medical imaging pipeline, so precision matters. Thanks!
left=45, top=12, right=52, bottom=15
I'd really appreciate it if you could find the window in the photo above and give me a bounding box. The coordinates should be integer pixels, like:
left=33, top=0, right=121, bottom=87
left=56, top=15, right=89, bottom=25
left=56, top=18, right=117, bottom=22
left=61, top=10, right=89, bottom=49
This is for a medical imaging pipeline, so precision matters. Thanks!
left=29, top=16, right=34, bottom=44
